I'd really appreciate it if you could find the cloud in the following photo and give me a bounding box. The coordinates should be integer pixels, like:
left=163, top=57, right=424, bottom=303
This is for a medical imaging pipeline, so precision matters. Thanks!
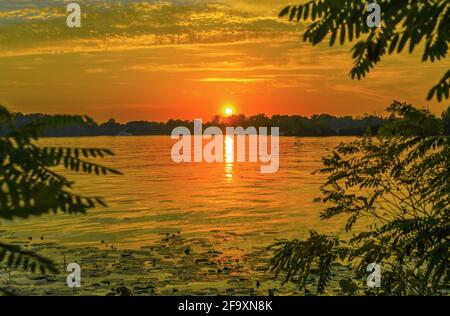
left=196, top=77, right=268, bottom=83
left=84, top=67, right=106, bottom=74
left=0, top=0, right=297, bottom=57
left=1, top=0, right=448, bottom=120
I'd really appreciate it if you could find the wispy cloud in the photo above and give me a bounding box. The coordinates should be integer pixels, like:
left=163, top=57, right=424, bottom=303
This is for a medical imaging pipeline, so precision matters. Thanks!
left=196, top=77, right=268, bottom=83
left=84, top=67, right=106, bottom=74
left=0, top=0, right=296, bottom=57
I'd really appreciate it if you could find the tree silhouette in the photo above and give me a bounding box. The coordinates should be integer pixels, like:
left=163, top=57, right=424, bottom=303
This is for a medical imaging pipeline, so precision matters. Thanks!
left=270, top=102, right=450, bottom=295
left=279, top=0, right=449, bottom=101
left=273, top=1, right=449, bottom=295
left=0, top=105, right=121, bottom=284
left=442, top=107, right=450, bottom=135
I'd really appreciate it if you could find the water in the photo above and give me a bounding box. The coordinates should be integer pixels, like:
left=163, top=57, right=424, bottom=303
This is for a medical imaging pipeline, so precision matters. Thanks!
left=2, top=136, right=351, bottom=250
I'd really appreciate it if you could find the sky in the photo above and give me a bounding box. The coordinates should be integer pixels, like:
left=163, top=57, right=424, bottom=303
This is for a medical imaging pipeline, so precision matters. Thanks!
left=0, top=0, right=448, bottom=122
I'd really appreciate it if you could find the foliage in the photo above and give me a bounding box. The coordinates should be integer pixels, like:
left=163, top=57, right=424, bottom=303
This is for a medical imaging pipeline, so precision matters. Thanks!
left=6, top=111, right=387, bottom=137
left=442, top=107, right=450, bottom=135
left=269, top=102, right=450, bottom=295
left=378, top=102, right=443, bottom=136
left=269, top=231, right=345, bottom=294
left=279, top=0, right=450, bottom=102
left=0, top=105, right=121, bottom=280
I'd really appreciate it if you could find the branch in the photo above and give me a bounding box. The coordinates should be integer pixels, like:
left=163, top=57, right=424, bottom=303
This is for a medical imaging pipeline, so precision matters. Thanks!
left=0, top=242, right=58, bottom=274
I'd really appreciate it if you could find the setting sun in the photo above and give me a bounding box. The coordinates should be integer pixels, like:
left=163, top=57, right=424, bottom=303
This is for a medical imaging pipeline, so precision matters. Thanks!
left=224, top=106, right=234, bottom=116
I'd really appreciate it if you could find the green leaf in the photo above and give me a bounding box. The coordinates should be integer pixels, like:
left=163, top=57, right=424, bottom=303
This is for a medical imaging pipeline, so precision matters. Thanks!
left=279, top=6, right=291, bottom=18
left=340, top=26, right=346, bottom=45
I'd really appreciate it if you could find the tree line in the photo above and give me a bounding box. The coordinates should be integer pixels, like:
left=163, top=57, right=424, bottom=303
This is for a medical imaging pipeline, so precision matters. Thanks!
left=0, top=111, right=394, bottom=137
left=3, top=110, right=450, bottom=138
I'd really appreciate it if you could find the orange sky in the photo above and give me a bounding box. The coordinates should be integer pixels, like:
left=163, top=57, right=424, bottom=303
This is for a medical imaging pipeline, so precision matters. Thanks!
left=0, top=0, right=448, bottom=122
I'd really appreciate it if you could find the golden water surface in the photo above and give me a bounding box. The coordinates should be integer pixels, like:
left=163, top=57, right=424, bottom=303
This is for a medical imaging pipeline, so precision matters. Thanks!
left=3, top=136, right=351, bottom=251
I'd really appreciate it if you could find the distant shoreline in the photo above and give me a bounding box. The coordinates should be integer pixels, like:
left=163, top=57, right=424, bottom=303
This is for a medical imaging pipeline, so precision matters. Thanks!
left=35, top=134, right=359, bottom=138
left=4, top=111, right=386, bottom=138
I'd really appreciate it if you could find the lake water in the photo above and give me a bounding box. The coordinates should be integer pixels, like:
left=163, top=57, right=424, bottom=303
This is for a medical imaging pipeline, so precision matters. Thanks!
left=3, top=136, right=351, bottom=251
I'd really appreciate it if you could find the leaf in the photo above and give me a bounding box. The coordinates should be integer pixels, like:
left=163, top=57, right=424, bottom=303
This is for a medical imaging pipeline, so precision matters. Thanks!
left=340, top=26, right=346, bottom=45
left=279, top=6, right=291, bottom=18
left=303, top=4, right=310, bottom=20
left=397, top=33, right=409, bottom=53
left=289, top=6, right=297, bottom=21
left=348, top=23, right=354, bottom=42
left=389, top=34, right=399, bottom=54
left=0, top=243, right=58, bottom=274
left=330, top=29, right=337, bottom=46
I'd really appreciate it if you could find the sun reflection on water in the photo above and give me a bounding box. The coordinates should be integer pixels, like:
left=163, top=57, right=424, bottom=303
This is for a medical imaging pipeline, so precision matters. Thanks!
left=224, top=135, right=234, bottom=181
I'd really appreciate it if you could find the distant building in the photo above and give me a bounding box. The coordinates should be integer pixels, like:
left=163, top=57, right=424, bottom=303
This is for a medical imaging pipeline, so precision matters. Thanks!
left=117, top=130, right=133, bottom=136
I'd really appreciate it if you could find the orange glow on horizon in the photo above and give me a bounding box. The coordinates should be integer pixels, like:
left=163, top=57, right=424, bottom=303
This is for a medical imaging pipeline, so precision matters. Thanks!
left=0, top=1, right=447, bottom=122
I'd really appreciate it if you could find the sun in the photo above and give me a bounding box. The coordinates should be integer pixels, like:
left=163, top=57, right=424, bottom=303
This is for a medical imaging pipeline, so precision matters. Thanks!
left=224, top=106, right=234, bottom=117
